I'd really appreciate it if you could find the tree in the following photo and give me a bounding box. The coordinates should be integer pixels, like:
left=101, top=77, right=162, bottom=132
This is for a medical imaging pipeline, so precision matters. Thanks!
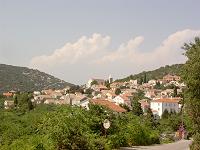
left=146, top=107, right=154, bottom=119
left=28, top=99, right=34, bottom=111
left=131, top=100, right=143, bottom=116
left=13, top=95, right=18, bottom=107
left=143, top=108, right=157, bottom=129
left=139, top=77, right=143, bottom=85
left=115, top=88, right=121, bottom=95
left=182, top=37, right=200, bottom=149
left=91, top=80, right=98, bottom=86
left=173, top=86, right=178, bottom=97
left=144, top=73, right=147, bottom=83
left=162, top=109, right=169, bottom=119
left=104, top=80, right=110, bottom=89
left=119, top=104, right=131, bottom=112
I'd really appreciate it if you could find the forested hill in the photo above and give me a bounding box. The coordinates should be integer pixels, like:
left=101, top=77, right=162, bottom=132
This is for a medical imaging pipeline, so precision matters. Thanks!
left=0, top=64, right=74, bottom=93
left=116, top=64, right=184, bottom=82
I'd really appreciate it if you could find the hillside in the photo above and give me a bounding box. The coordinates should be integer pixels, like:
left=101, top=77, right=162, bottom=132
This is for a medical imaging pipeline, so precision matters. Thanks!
left=0, top=64, right=74, bottom=93
left=116, top=64, right=184, bottom=82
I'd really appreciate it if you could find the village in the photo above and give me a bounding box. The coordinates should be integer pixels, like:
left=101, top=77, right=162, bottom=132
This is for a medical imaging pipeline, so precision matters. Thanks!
left=3, top=73, right=185, bottom=120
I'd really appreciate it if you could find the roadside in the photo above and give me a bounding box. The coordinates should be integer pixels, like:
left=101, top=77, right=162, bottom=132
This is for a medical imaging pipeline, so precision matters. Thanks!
left=120, top=139, right=192, bottom=150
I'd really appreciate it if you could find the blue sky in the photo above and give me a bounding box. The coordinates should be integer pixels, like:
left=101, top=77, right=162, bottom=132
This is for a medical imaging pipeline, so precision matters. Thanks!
left=1, top=0, right=200, bottom=84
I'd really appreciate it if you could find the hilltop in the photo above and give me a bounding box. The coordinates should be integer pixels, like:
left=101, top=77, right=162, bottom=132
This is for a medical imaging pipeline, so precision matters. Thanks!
left=0, top=64, right=74, bottom=93
left=116, top=64, right=183, bottom=82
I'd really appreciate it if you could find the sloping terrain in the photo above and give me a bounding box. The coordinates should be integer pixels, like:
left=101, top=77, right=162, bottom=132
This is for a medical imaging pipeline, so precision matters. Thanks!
left=0, top=64, right=74, bottom=93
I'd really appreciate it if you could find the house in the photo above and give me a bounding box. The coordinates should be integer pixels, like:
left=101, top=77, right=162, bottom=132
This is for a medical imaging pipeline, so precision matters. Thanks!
left=150, top=97, right=182, bottom=118
left=110, top=82, right=123, bottom=90
left=145, top=89, right=156, bottom=99
left=90, top=99, right=126, bottom=113
left=139, top=99, right=150, bottom=112
left=92, top=85, right=108, bottom=92
left=87, top=78, right=105, bottom=88
left=113, top=94, right=132, bottom=107
left=161, top=89, right=174, bottom=97
left=106, top=92, right=116, bottom=100
left=4, top=100, right=14, bottom=109
left=50, top=91, right=63, bottom=99
left=44, top=98, right=58, bottom=104
left=41, top=89, right=54, bottom=95
left=33, top=95, right=52, bottom=104
left=33, top=91, right=41, bottom=96
left=148, top=80, right=157, bottom=86
left=163, top=74, right=181, bottom=83
left=121, top=89, right=137, bottom=94
left=3, top=92, right=13, bottom=97
left=60, top=94, right=90, bottom=109
left=130, top=80, right=138, bottom=85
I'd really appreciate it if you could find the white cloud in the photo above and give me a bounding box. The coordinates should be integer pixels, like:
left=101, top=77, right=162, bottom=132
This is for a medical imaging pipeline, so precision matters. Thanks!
left=30, top=33, right=111, bottom=68
left=96, top=29, right=200, bottom=66
left=95, top=36, right=144, bottom=63
left=30, top=29, right=200, bottom=83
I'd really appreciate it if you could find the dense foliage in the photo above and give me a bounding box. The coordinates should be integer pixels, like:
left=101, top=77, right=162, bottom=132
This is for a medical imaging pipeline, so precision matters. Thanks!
left=182, top=37, right=200, bottom=149
left=0, top=99, right=161, bottom=149
left=0, top=64, right=74, bottom=93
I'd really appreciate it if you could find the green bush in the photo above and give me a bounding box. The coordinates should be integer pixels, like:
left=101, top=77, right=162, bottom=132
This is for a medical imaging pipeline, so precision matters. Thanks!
left=0, top=103, right=161, bottom=149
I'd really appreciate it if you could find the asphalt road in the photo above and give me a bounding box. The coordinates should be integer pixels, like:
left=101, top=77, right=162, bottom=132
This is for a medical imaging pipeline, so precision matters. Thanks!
left=121, top=140, right=192, bottom=150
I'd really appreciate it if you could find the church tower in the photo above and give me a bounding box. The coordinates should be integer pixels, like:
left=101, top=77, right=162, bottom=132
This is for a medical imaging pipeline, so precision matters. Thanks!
left=109, top=74, right=113, bottom=83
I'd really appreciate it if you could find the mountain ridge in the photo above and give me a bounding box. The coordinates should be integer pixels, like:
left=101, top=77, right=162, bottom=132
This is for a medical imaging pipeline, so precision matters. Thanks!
left=0, top=64, right=74, bottom=93
left=115, top=64, right=183, bottom=82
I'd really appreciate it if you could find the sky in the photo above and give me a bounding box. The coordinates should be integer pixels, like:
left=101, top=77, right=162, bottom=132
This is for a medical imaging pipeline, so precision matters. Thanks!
left=1, top=0, right=200, bottom=85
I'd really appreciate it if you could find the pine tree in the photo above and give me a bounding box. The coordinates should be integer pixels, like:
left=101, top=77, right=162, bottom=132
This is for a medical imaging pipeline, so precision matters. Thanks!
left=144, top=73, right=147, bottom=83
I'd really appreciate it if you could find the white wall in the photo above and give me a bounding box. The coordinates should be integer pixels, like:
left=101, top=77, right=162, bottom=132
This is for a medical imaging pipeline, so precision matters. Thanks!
left=113, top=96, right=124, bottom=105
left=150, top=101, right=180, bottom=118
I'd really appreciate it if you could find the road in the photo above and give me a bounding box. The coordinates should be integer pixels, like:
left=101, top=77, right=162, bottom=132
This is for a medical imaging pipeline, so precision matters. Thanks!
left=121, top=140, right=192, bottom=150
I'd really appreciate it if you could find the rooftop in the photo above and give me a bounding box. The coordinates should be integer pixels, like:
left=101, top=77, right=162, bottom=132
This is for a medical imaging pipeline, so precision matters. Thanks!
left=90, top=99, right=126, bottom=113
left=152, top=97, right=181, bottom=103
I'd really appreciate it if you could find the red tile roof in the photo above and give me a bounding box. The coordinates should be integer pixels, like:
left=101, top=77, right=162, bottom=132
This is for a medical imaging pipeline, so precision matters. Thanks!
left=3, top=92, right=13, bottom=97
left=119, top=95, right=130, bottom=101
left=90, top=99, right=126, bottom=113
left=140, top=101, right=150, bottom=108
left=152, top=98, right=181, bottom=103
left=152, top=110, right=158, bottom=112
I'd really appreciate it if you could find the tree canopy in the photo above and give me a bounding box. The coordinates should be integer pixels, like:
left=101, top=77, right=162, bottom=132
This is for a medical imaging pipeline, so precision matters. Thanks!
left=182, top=37, right=200, bottom=149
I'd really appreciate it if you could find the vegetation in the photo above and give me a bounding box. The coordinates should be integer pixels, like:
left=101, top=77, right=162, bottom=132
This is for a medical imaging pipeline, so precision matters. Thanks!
left=91, top=80, right=98, bottom=86
left=182, top=37, right=200, bottom=149
left=115, top=88, right=121, bottom=95
left=131, top=100, right=143, bottom=116
left=0, top=93, right=162, bottom=149
left=0, top=64, right=74, bottom=93
left=116, top=64, right=183, bottom=82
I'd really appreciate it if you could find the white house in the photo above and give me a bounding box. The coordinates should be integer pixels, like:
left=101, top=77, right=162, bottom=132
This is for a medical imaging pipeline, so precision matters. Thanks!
left=4, top=100, right=14, bottom=109
left=130, top=80, right=137, bottom=85
left=60, top=94, right=90, bottom=109
left=33, top=91, right=41, bottom=96
left=145, top=89, right=156, bottom=99
left=113, top=94, right=131, bottom=107
left=148, top=80, right=157, bottom=86
left=150, top=97, right=181, bottom=118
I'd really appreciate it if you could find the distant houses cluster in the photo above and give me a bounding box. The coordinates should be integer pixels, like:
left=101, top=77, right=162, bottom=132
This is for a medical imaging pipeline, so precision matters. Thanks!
left=3, top=73, right=185, bottom=119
